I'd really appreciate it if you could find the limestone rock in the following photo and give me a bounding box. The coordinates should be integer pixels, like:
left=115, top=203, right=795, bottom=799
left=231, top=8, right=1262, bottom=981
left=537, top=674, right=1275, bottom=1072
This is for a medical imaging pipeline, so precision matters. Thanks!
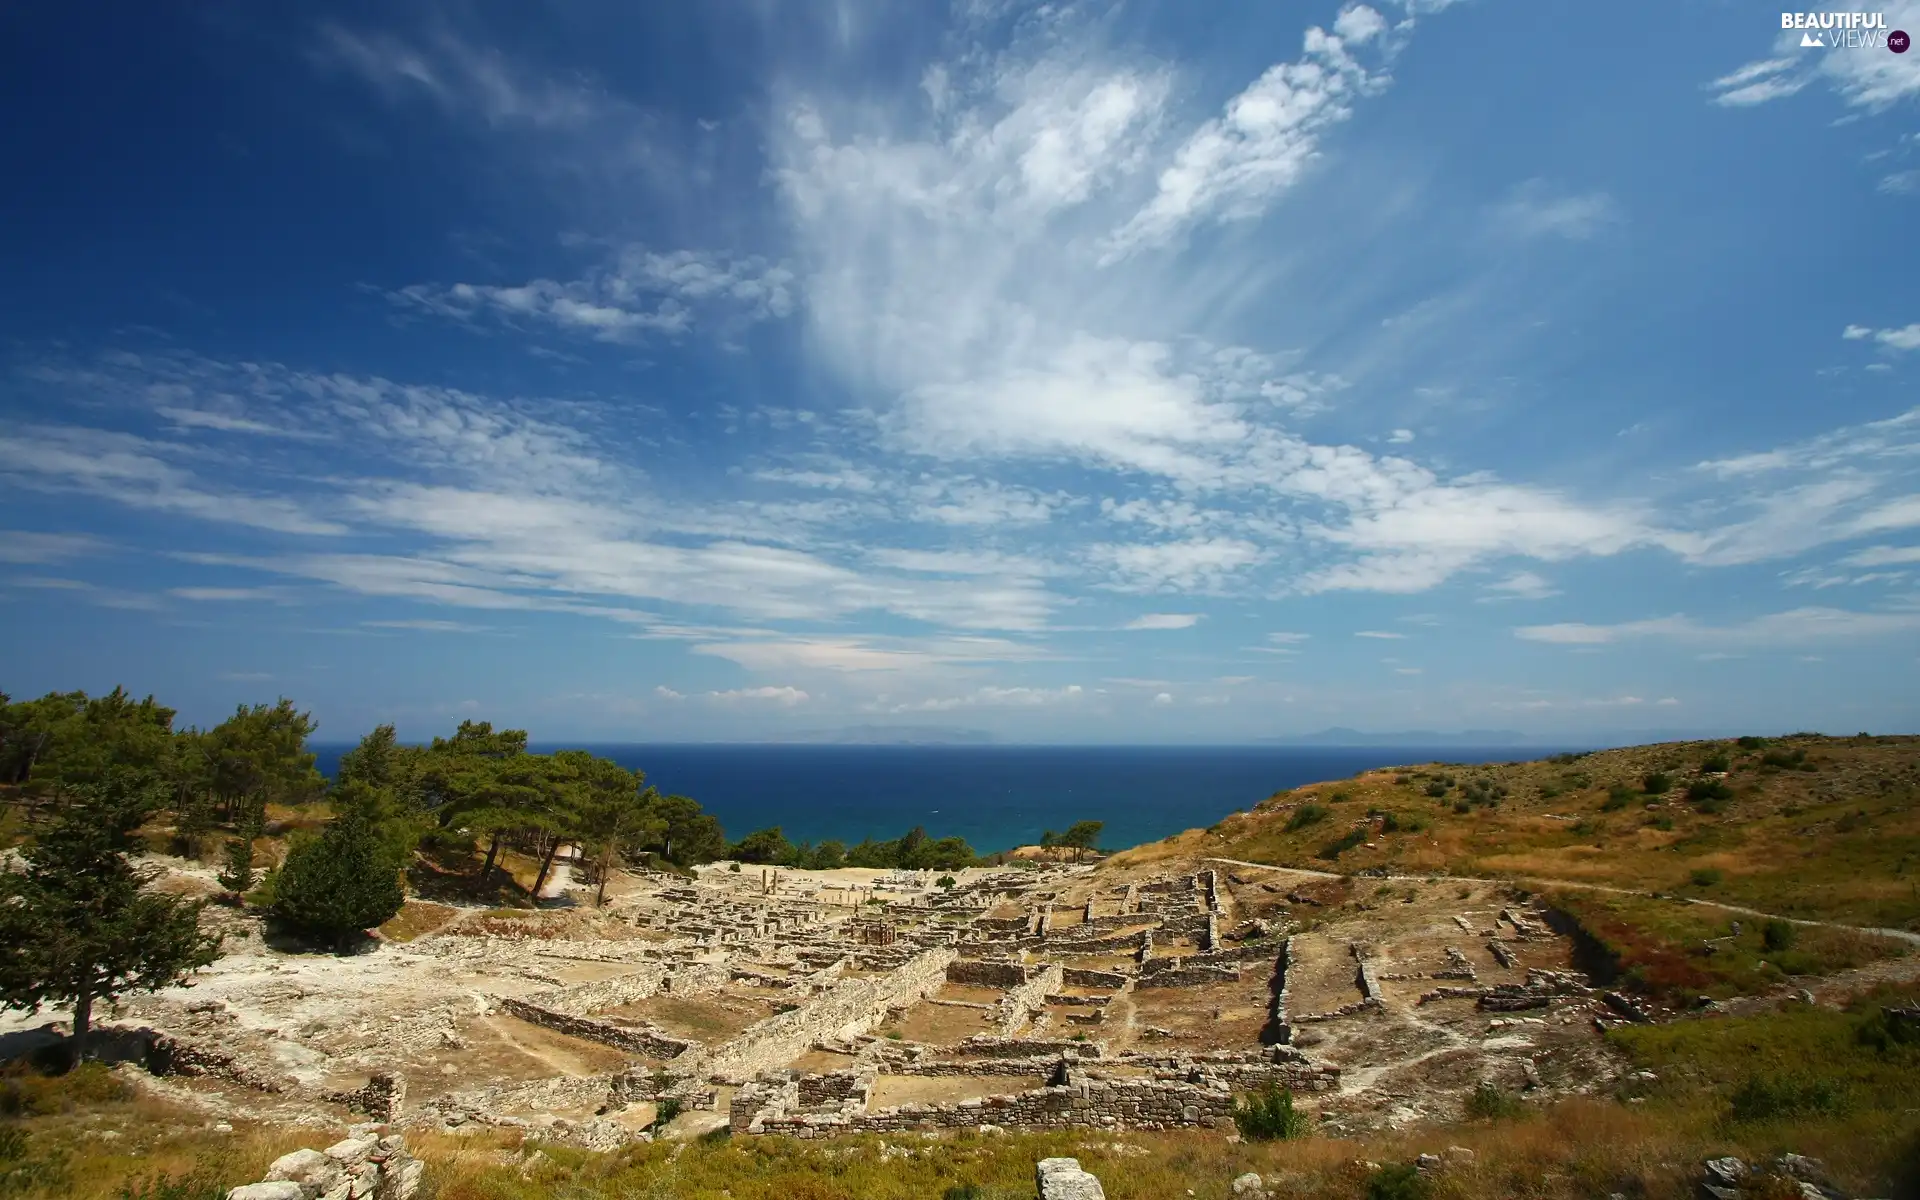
left=227, top=1185, right=306, bottom=1200
left=1036, top=1156, right=1107, bottom=1200
left=265, top=1147, right=346, bottom=1194
left=1700, top=1156, right=1747, bottom=1200
left=324, top=1137, right=378, bottom=1169
left=1230, top=1171, right=1264, bottom=1197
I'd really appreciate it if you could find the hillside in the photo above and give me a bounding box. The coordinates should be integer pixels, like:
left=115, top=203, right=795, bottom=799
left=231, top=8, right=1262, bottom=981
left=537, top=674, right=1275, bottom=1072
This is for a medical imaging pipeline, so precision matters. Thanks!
left=1110, top=733, right=1920, bottom=934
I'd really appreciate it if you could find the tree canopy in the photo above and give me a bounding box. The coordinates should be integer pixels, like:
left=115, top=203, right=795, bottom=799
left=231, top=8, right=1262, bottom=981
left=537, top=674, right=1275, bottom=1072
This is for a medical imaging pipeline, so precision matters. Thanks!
left=0, top=776, right=223, bottom=1055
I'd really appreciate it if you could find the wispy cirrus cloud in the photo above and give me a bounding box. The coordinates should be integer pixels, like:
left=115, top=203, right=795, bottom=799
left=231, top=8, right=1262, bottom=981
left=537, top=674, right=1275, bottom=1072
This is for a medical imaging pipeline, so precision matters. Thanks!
left=1516, top=606, right=1920, bottom=646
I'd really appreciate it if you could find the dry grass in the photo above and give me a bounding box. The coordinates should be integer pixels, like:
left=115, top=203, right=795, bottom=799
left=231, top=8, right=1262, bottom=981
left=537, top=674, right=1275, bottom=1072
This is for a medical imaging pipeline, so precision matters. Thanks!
left=1115, top=735, right=1920, bottom=933
left=378, top=900, right=460, bottom=944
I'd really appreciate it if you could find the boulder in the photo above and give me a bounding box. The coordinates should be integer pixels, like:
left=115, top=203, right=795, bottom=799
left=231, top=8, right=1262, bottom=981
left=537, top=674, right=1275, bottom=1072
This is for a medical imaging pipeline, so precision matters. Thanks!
left=265, top=1148, right=346, bottom=1195
left=1231, top=1171, right=1264, bottom=1197
left=1036, top=1156, right=1107, bottom=1200
left=324, top=1137, right=378, bottom=1169
left=227, top=1185, right=306, bottom=1200
left=1700, top=1156, right=1747, bottom=1200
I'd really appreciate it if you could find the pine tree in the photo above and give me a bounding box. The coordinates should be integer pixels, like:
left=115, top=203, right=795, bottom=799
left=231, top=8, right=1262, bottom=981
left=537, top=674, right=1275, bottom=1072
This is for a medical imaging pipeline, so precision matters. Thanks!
left=216, top=836, right=254, bottom=893
left=271, top=811, right=405, bottom=950
left=0, top=776, right=223, bottom=1058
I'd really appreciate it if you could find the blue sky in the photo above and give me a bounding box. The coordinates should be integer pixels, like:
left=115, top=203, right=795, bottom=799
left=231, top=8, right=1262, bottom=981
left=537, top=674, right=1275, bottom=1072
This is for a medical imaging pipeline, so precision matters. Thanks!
left=2, top=1, right=1918, bottom=743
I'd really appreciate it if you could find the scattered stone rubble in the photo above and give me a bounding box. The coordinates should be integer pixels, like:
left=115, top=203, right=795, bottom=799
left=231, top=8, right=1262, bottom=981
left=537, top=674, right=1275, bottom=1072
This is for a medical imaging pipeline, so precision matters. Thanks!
left=224, top=1127, right=420, bottom=1200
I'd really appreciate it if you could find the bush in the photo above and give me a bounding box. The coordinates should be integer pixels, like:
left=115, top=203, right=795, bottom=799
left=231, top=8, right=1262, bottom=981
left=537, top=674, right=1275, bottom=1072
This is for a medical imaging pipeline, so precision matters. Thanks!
left=1856, top=1006, right=1920, bottom=1054
left=1728, top=1073, right=1849, bottom=1121
left=1642, top=772, right=1672, bottom=795
left=1231, top=1084, right=1310, bottom=1140
left=1316, top=828, right=1368, bottom=861
left=1689, top=868, right=1723, bottom=887
left=1364, top=1163, right=1432, bottom=1200
left=1424, top=781, right=1449, bottom=798
left=1762, top=748, right=1808, bottom=769
left=1700, top=753, right=1730, bottom=773
left=1286, top=804, right=1331, bottom=832
left=1686, top=779, right=1733, bottom=804
left=271, top=814, right=405, bottom=950
left=1602, top=785, right=1636, bottom=811
left=216, top=838, right=254, bottom=894
left=1762, top=919, right=1797, bottom=952
left=1737, top=735, right=1768, bottom=749
left=1465, top=1080, right=1523, bottom=1120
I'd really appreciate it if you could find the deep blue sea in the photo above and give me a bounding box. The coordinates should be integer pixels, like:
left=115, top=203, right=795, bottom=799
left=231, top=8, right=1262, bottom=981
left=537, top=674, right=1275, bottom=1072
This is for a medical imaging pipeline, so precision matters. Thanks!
left=311, top=743, right=1563, bottom=854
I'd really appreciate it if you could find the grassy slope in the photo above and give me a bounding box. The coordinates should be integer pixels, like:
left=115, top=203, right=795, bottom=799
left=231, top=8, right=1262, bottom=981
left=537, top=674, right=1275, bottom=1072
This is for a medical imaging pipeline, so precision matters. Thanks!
left=9, top=1043, right=1920, bottom=1200
left=1111, top=733, right=1920, bottom=933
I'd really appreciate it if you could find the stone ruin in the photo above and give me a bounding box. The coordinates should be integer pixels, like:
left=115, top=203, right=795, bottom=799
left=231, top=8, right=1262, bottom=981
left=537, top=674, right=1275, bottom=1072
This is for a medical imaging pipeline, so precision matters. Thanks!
left=76, top=852, right=1609, bottom=1146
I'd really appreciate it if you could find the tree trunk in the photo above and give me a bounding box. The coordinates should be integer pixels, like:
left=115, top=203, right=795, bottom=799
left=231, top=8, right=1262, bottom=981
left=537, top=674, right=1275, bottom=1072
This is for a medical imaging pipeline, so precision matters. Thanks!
left=72, top=985, right=93, bottom=1062
left=529, top=839, right=563, bottom=905
left=596, top=840, right=614, bottom=907
left=481, top=833, right=502, bottom=879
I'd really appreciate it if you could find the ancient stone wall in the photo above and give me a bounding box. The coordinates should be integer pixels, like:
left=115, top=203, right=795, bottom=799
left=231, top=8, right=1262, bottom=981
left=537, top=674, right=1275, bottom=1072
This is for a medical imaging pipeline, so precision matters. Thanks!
left=948, top=960, right=1030, bottom=987
left=765, top=1076, right=1237, bottom=1137
left=494, top=997, right=695, bottom=1059
left=996, top=964, right=1064, bottom=1035
left=537, top=964, right=671, bottom=1014
left=705, top=948, right=957, bottom=1081
left=1062, top=968, right=1129, bottom=989
left=1134, top=964, right=1241, bottom=988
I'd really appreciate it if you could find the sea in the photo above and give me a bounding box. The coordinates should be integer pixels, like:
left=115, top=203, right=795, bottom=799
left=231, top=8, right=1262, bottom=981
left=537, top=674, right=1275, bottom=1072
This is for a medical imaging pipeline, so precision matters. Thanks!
left=310, top=743, right=1568, bottom=855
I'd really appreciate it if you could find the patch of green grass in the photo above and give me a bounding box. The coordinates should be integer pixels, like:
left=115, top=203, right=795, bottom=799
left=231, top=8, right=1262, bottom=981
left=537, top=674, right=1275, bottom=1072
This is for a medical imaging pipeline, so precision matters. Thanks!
left=1316, top=828, right=1368, bottom=861
left=1231, top=1086, right=1310, bottom=1141
left=1464, top=1081, right=1524, bottom=1121
left=1285, top=804, right=1330, bottom=832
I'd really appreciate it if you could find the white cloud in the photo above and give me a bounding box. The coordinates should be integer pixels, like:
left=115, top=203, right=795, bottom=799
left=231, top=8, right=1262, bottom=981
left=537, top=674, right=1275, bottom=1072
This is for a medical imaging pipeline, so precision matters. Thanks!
left=393, top=246, right=795, bottom=344
left=1387, top=428, right=1414, bottom=444
left=1708, top=6, right=1920, bottom=111
left=689, top=635, right=1043, bottom=673
left=1354, top=629, right=1405, bottom=639
left=1124, top=612, right=1201, bottom=630
left=707, top=685, right=810, bottom=705
left=1104, top=12, right=1399, bottom=258
left=1493, top=180, right=1620, bottom=240
left=654, top=685, right=684, bottom=701
left=1881, top=170, right=1920, bottom=196
left=1843, top=545, right=1920, bottom=567
left=888, top=684, right=1084, bottom=712
left=1089, top=537, right=1262, bottom=592
left=1480, top=570, right=1559, bottom=602
left=1152, top=691, right=1174, bottom=706
left=1516, top=606, right=1920, bottom=646
left=1393, top=667, right=1422, bottom=675
left=315, top=23, right=616, bottom=131
left=364, top=618, right=494, bottom=633
left=0, top=425, right=346, bottom=536
left=0, top=531, right=103, bottom=565
left=1268, top=631, right=1311, bottom=643
left=1840, top=322, right=1920, bottom=353
left=168, top=587, right=289, bottom=602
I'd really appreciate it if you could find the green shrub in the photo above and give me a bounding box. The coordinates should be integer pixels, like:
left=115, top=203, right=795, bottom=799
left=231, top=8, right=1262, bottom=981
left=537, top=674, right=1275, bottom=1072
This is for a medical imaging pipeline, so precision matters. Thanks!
left=944, top=1186, right=987, bottom=1200
left=1602, top=785, right=1636, bottom=811
left=1642, top=772, right=1672, bottom=795
left=1464, top=1080, right=1523, bottom=1120
left=1762, top=748, right=1808, bottom=769
left=1761, top=919, right=1797, bottom=952
left=1452, top=802, right=1470, bottom=814
left=1700, top=753, right=1730, bottom=773
left=1689, top=868, right=1723, bottom=887
left=1316, top=828, right=1368, bottom=861
left=1728, top=1073, right=1849, bottom=1121
left=1424, top=781, right=1449, bottom=798
left=1737, top=736, right=1768, bottom=750
left=1364, top=1163, right=1432, bottom=1200
left=1231, top=1084, right=1310, bottom=1140
left=1286, top=804, right=1331, bottom=832
left=271, top=814, right=405, bottom=950
left=1856, top=1006, right=1920, bottom=1054
left=1686, top=780, right=1733, bottom=804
